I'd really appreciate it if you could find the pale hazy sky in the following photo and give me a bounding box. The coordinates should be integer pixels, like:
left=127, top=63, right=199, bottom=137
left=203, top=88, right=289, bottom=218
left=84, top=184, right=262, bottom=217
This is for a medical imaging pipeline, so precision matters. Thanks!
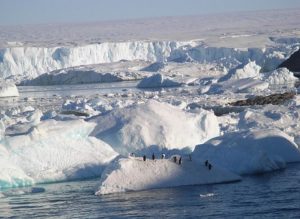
left=0, top=0, right=300, bottom=25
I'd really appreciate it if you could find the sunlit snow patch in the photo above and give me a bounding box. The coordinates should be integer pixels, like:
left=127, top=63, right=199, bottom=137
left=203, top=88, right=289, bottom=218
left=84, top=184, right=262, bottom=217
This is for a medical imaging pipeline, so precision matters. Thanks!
left=91, top=100, right=220, bottom=155
left=192, top=129, right=300, bottom=175
left=95, top=157, right=240, bottom=195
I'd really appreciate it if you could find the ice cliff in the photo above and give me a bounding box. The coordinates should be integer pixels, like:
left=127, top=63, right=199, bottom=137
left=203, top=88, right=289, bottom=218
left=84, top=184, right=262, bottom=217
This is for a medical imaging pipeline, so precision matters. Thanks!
left=0, top=39, right=297, bottom=82
left=0, top=41, right=188, bottom=81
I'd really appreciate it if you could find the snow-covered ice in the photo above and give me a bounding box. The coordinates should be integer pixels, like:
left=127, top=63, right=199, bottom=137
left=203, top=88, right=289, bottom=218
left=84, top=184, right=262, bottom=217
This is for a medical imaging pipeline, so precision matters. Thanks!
left=225, top=61, right=261, bottom=81
left=0, top=41, right=192, bottom=82
left=192, top=129, right=300, bottom=175
left=91, top=100, right=220, bottom=155
left=137, top=73, right=182, bottom=88
left=1, top=9, right=300, bottom=192
left=21, top=61, right=151, bottom=86
left=260, top=67, right=298, bottom=86
left=0, top=119, right=117, bottom=189
left=95, top=156, right=240, bottom=195
left=0, top=80, right=19, bottom=97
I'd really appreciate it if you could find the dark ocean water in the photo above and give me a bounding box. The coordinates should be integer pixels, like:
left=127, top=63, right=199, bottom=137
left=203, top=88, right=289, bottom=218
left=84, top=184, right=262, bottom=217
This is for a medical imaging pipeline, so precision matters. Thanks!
left=0, top=164, right=300, bottom=218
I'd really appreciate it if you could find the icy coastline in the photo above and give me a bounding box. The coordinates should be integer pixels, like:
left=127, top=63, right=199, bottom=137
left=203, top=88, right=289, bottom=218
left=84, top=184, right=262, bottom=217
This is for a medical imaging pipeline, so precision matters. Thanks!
left=0, top=9, right=300, bottom=193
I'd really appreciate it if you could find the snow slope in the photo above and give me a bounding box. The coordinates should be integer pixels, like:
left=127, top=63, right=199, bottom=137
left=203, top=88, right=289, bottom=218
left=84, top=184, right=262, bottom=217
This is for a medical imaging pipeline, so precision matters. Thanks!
left=192, top=129, right=300, bottom=175
left=95, top=156, right=241, bottom=195
left=91, top=100, right=220, bottom=155
left=0, top=119, right=118, bottom=189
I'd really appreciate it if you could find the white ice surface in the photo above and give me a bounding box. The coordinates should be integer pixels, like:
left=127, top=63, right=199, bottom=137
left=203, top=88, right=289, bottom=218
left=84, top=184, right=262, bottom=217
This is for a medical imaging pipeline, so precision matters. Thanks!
left=91, top=100, right=220, bottom=155
left=137, top=73, right=181, bottom=88
left=1, top=9, right=300, bottom=192
left=0, top=119, right=118, bottom=189
left=21, top=60, right=151, bottom=86
left=1, top=9, right=299, bottom=48
left=95, top=156, right=240, bottom=195
left=192, top=129, right=300, bottom=175
left=0, top=41, right=191, bottom=81
left=228, top=61, right=261, bottom=80
left=0, top=80, right=19, bottom=97
left=260, top=67, right=298, bottom=86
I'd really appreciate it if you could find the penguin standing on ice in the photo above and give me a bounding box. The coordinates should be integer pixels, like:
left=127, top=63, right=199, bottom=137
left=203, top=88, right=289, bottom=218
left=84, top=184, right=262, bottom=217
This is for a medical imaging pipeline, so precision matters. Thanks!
left=208, top=163, right=212, bottom=170
left=152, top=153, right=155, bottom=160
left=143, top=155, right=146, bottom=161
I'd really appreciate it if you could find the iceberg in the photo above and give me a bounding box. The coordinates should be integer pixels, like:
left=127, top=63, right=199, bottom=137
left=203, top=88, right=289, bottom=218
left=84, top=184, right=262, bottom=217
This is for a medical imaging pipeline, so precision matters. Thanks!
left=192, top=129, right=300, bottom=175
left=137, top=73, right=181, bottom=88
left=260, top=67, right=298, bottom=85
left=0, top=119, right=118, bottom=189
left=224, top=61, right=261, bottom=81
left=91, top=100, right=220, bottom=155
left=95, top=156, right=241, bottom=195
left=0, top=80, right=19, bottom=97
left=207, top=78, right=269, bottom=94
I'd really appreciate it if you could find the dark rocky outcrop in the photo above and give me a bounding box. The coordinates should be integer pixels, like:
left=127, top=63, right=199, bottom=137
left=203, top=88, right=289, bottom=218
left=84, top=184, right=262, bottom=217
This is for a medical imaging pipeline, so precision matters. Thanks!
left=230, top=92, right=295, bottom=106
left=278, top=49, right=300, bottom=74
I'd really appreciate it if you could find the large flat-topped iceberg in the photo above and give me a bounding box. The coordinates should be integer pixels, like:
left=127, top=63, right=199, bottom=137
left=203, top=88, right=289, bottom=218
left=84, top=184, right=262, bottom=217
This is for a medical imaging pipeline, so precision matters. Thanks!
left=192, top=129, right=300, bottom=175
left=0, top=119, right=118, bottom=189
left=95, top=156, right=241, bottom=195
left=91, top=100, right=220, bottom=155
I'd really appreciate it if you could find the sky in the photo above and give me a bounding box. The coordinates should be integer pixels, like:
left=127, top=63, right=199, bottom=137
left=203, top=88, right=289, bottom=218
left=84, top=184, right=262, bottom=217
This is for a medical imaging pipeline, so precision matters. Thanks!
left=0, top=0, right=300, bottom=25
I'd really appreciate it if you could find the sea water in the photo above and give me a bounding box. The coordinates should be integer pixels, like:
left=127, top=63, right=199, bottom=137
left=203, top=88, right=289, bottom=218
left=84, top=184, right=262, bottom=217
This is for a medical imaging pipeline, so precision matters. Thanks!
left=1, top=164, right=299, bottom=218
